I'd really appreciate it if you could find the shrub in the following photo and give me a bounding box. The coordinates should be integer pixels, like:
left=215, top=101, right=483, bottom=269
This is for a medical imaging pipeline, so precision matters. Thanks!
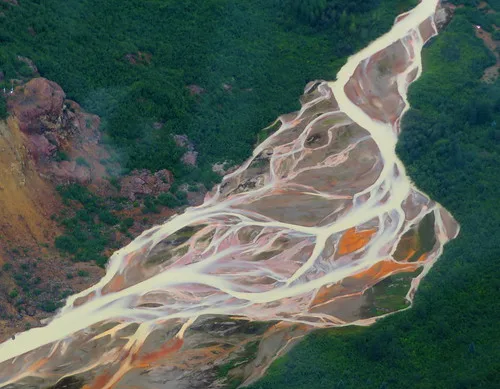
left=77, top=270, right=89, bottom=277
left=39, top=300, right=60, bottom=313
left=142, top=198, right=159, bottom=214
left=75, top=156, right=90, bottom=167
left=119, top=217, right=134, bottom=232
left=98, top=210, right=119, bottom=225
left=157, top=193, right=179, bottom=208
left=0, top=93, right=7, bottom=119
left=55, top=235, right=78, bottom=253
left=2, top=263, right=12, bottom=271
left=54, top=150, right=70, bottom=162
left=8, top=289, right=18, bottom=299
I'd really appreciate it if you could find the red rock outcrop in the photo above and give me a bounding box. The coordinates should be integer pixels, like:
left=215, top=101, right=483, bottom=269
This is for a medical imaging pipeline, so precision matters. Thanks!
left=6, top=78, right=107, bottom=184
left=120, top=169, right=173, bottom=200
left=8, top=78, right=65, bottom=134
left=16, top=56, right=39, bottom=76
left=174, top=134, right=198, bottom=166
left=181, top=150, right=198, bottom=166
left=48, top=160, right=92, bottom=184
left=124, top=51, right=152, bottom=65
left=186, top=84, right=205, bottom=96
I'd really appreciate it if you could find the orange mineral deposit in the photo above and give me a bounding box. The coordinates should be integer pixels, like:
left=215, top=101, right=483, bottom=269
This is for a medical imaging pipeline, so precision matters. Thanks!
left=338, top=227, right=376, bottom=255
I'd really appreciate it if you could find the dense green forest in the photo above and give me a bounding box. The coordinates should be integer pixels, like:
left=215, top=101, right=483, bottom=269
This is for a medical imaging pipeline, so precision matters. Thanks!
left=249, top=6, right=500, bottom=389
left=0, top=0, right=416, bottom=185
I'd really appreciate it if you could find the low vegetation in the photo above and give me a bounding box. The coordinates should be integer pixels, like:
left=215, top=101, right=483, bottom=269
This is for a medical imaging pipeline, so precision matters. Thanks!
left=53, top=183, right=192, bottom=266
left=54, top=184, right=126, bottom=267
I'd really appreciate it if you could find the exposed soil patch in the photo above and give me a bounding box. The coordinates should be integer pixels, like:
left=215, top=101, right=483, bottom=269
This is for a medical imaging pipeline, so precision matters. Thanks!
left=469, top=1, right=500, bottom=82
left=476, top=25, right=500, bottom=83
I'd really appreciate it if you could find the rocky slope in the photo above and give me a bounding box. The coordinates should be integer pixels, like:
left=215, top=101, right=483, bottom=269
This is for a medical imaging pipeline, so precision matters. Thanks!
left=0, top=78, right=111, bottom=339
left=0, top=77, right=196, bottom=340
left=0, top=117, right=103, bottom=340
left=7, top=77, right=110, bottom=184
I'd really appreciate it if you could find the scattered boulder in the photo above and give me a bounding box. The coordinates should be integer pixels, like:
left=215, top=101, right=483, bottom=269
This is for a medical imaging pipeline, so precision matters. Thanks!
left=49, top=160, right=91, bottom=185
left=173, top=134, right=193, bottom=149
left=27, top=134, right=57, bottom=161
left=174, top=134, right=198, bottom=167
left=63, top=100, right=101, bottom=144
left=124, top=51, right=152, bottom=65
left=212, top=161, right=237, bottom=176
left=212, top=162, right=228, bottom=175
left=436, top=5, right=453, bottom=31
left=181, top=150, right=198, bottom=166
left=120, top=169, right=173, bottom=200
left=186, top=84, right=205, bottom=96
left=17, top=56, right=39, bottom=76
left=124, top=53, right=137, bottom=65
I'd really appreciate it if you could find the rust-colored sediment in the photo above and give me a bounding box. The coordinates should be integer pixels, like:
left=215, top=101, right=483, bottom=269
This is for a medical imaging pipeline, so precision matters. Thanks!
left=136, top=337, right=184, bottom=367
left=82, top=372, right=112, bottom=389
left=352, top=259, right=419, bottom=283
left=337, top=227, right=376, bottom=255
